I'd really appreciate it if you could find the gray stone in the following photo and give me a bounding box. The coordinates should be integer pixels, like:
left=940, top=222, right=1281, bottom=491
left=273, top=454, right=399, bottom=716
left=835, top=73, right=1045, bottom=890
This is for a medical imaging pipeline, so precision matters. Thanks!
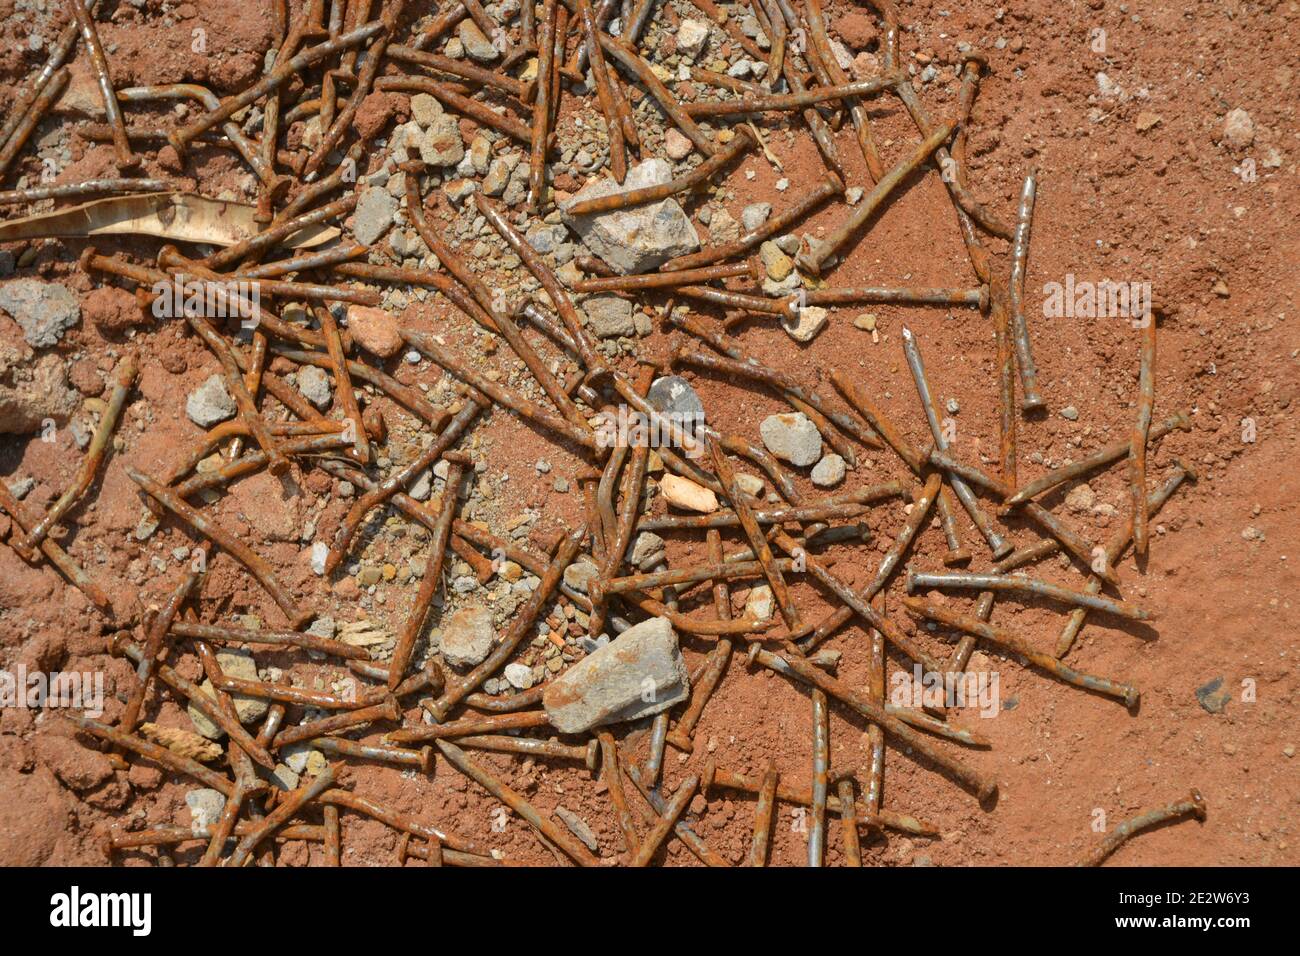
left=444, top=178, right=477, bottom=204
left=647, top=375, right=705, bottom=424
left=409, top=469, right=433, bottom=502
left=1059, top=405, right=1079, bottom=421
left=774, top=233, right=800, bottom=255
left=502, top=164, right=528, bottom=206
left=741, top=202, right=772, bottom=231
left=186, top=374, right=237, bottom=427
left=561, top=159, right=699, bottom=274
left=282, top=742, right=317, bottom=774
left=185, top=789, right=226, bottom=829
left=441, top=605, right=495, bottom=668
left=526, top=223, right=568, bottom=254
left=582, top=295, right=636, bottom=338
left=759, top=412, right=822, bottom=466
left=563, top=558, right=601, bottom=593
left=6, top=476, right=33, bottom=500
left=267, top=763, right=299, bottom=791
left=307, top=616, right=336, bottom=640
left=811, top=453, right=846, bottom=488
left=418, top=114, right=466, bottom=168
left=1195, top=676, right=1231, bottom=714
left=458, top=19, right=499, bottom=62
left=187, top=649, right=267, bottom=738
left=0, top=279, right=80, bottom=348
left=69, top=418, right=91, bottom=450
left=739, top=13, right=765, bottom=40
left=310, top=541, right=329, bottom=575
left=504, top=662, right=535, bottom=690
left=297, top=365, right=332, bottom=409
left=629, top=531, right=666, bottom=568
left=353, top=187, right=398, bottom=245
left=543, top=617, right=689, bottom=733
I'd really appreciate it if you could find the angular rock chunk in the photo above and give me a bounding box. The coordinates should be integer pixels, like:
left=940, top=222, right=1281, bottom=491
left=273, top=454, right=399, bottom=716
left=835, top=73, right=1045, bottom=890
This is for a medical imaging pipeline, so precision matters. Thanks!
left=186, top=374, right=237, bottom=427
left=561, top=160, right=699, bottom=274
left=0, top=278, right=80, bottom=348
left=543, top=617, right=689, bottom=732
left=441, top=605, right=495, bottom=668
left=759, top=412, right=822, bottom=466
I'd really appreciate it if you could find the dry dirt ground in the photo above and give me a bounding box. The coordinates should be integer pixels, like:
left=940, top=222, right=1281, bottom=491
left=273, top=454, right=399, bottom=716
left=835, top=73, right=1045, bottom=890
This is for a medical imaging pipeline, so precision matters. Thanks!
left=0, top=0, right=1296, bottom=867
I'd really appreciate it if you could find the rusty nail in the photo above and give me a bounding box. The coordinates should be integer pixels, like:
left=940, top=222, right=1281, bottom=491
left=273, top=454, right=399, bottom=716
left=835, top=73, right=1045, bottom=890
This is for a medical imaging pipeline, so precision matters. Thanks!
left=1076, top=789, right=1206, bottom=866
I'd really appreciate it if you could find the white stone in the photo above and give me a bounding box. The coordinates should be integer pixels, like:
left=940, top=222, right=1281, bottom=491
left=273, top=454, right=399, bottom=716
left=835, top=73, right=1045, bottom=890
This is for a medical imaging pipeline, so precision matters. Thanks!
left=811, top=453, right=846, bottom=488
left=677, top=19, right=710, bottom=58
left=745, top=585, right=774, bottom=621
left=781, top=305, right=829, bottom=343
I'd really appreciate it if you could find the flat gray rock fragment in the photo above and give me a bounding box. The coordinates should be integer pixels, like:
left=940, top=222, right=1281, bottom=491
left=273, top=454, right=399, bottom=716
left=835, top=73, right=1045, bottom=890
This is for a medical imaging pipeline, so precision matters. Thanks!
left=561, top=160, right=699, bottom=274
left=0, top=278, right=80, bottom=348
left=543, top=617, right=689, bottom=733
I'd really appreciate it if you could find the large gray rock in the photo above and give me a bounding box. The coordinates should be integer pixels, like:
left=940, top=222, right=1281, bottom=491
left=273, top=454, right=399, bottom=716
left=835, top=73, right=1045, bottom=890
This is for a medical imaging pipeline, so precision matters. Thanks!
left=759, top=412, right=822, bottom=466
left=441, top=605, right=495, bottom=668
left=353, top=187, right=398, bottom=245
left=543, top=617, right=689, bottom=733
left=187, top=649, right=268, bottom=739
left=561, top=160, right=699, bottom=274
left=0, top=278, right=80, bottom=348
left=186, top=374, right=237, bottom=427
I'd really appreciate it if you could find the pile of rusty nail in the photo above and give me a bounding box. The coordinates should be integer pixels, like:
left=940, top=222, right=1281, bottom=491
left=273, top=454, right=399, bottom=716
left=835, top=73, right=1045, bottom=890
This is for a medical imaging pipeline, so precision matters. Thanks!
left=0, top=0, right=1206, bottom=868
